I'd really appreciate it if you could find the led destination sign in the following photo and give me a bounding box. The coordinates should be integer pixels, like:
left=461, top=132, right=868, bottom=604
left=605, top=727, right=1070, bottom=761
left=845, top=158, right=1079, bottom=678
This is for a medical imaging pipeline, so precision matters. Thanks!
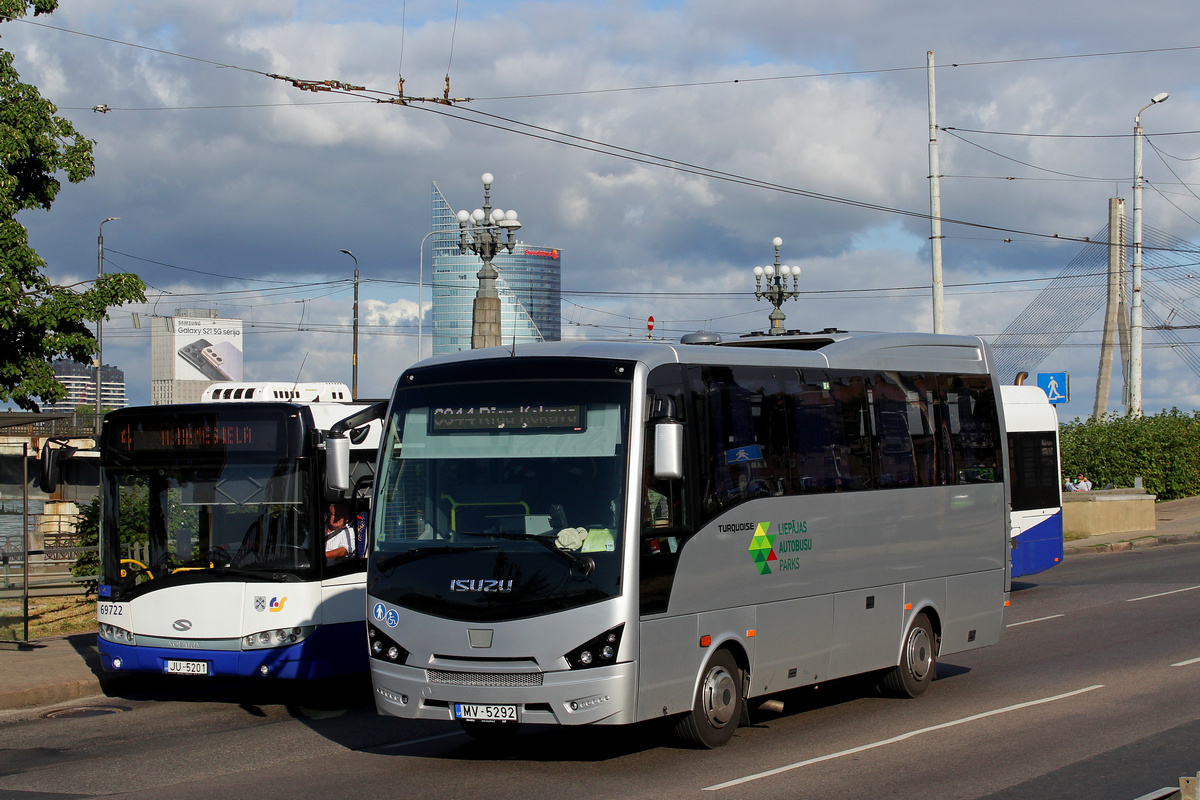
left=432, top=404, right=584, bottom=432
left=112, top=418, right=281, bottom=453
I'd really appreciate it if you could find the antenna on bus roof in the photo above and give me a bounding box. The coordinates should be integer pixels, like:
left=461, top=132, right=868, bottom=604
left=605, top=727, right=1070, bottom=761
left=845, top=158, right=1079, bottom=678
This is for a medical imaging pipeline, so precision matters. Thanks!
left=510, top=330, right=517, bottom=357
left=292, top=352, right=308, bottom=399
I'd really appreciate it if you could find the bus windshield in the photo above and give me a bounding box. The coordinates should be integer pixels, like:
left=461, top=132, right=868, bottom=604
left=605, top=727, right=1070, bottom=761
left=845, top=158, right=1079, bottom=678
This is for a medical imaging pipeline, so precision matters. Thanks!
left=371, top=378, right=631, bottom=622
left=101, top=459, right=316, bottom=598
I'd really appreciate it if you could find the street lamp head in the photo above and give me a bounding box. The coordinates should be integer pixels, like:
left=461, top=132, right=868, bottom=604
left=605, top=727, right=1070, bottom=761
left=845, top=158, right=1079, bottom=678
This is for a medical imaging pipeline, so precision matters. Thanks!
left=753, top=266, right=764, bottom=278
left=456, top=209, right=471, bottom=224
left=339, top=248, right=354, bottom=257
left=772, top=237, right=783, bottom=248
left=491, top=208, right=505, bottom=223
left=481, top=172, right=494, bottom=187
left=1151, top=92, right=1169, bottom=105
left=104, top=216, right=120, bottom=223
left=472, top=208, right=485, bottom=223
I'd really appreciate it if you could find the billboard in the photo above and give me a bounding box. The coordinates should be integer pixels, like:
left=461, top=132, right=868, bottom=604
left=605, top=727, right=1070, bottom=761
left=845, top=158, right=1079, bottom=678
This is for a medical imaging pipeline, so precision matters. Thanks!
left=173, top=317, right=243, bottom=382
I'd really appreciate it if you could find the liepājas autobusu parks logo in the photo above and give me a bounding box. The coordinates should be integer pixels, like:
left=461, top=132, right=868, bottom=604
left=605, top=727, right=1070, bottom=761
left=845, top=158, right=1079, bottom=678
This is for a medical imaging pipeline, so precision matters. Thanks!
left=746, top=520, right=812, bottom=575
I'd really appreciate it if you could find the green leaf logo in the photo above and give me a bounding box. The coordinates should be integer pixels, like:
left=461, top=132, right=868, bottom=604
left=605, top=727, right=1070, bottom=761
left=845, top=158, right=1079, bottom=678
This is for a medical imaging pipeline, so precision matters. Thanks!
left=748, top=521, right=777, bottom=575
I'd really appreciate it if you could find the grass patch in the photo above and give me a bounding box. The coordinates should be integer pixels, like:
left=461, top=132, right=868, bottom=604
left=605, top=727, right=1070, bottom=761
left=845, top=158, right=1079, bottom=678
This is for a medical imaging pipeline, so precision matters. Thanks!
left=1064, top=531, right=1091, bottom=541
left=0, top=595, right=96, bottom=641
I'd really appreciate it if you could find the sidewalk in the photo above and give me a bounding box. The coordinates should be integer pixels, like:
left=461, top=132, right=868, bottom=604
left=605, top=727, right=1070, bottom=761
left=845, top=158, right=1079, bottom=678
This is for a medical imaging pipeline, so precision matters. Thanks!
left=1063, top=494, right=1200, bottom=555
left=0, top=631, right=109, bottom=711
left=2, top=498, right=1199, bottom=713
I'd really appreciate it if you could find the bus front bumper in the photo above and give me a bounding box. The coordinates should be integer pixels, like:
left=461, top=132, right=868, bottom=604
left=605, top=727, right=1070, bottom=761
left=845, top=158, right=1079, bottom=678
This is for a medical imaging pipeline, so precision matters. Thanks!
left=371, top=660, right=638, bottom=726
left=98, top=622, right=366, bottom=680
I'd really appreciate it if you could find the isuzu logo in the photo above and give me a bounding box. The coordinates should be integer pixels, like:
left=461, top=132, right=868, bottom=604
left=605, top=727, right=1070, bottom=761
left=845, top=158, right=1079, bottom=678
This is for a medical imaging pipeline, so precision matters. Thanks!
left=172, top=619, right=193, bottom=632
left=450, top=579, right=514, bottom=593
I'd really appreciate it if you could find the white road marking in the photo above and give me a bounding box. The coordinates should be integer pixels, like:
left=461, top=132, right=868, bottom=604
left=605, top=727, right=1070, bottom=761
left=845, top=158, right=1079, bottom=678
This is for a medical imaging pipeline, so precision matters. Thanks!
left=376, top=731, right=465, bottom=750
left=703, top=685, right=1106, bottom=791
left=1007, top=614, right=1065, bottom=627
left=1171, top=655, right=1200, bottom=667
left=1129, top=788, right=1182, bottom=800
left=1128, top=585, right=1200, bottom=602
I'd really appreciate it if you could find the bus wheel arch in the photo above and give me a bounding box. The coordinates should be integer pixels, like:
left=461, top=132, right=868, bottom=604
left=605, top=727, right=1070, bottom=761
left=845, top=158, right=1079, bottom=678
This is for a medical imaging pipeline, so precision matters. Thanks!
left=881, top=610, right=938, bottom=698
left=675, top=645, right=747, bottom=748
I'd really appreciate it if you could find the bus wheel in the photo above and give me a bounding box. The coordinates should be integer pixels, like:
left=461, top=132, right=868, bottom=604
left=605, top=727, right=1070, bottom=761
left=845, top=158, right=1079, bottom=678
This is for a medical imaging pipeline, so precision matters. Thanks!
left=459, top=720, right=521, bottom=742
left=675, top=649, right=743, bottom=748
left=882, top=612, right=937, bottom=698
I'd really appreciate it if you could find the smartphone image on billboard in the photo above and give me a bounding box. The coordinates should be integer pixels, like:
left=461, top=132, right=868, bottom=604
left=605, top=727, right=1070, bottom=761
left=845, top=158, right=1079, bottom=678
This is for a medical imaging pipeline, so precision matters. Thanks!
left=178, top=338, right=232, bottom=381
left=209, top=341, right=243, bottom=382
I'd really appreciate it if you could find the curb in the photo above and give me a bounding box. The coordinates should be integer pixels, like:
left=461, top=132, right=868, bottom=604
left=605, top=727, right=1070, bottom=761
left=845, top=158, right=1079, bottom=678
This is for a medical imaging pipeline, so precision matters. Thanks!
left=0, top=676, right=104, bottom=711
left=1065, top=532, right=1200, bottom=555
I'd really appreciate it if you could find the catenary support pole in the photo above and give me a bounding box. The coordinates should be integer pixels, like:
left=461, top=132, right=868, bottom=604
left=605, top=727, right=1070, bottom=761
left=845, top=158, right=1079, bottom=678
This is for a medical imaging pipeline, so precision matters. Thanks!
left=927, top=52, right=945, bottom=334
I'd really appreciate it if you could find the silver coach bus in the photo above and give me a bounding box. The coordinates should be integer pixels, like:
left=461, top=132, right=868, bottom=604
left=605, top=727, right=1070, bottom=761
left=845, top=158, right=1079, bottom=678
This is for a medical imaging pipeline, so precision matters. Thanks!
left=361, top=330, right=1010, bottom=747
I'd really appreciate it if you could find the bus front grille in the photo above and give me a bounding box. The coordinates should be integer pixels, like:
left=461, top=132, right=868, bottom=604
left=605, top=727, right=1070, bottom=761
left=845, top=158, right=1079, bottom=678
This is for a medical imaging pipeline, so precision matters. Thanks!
left=426, top=669, right=544, bottom=687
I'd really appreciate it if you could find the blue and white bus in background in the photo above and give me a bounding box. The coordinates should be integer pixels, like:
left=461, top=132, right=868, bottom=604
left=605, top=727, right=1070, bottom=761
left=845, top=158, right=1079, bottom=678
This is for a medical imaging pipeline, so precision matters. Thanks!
left=1001, top=384, right=1063, bottom=578
left=358, top=330, right=1013, bottom=747
left=96, top=382, right=382, bottom=680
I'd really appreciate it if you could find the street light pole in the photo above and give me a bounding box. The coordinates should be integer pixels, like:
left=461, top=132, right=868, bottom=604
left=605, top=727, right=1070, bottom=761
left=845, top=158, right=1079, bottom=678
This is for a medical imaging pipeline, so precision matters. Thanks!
left=1131, top=91, right=1168, bottom=417
left=96, top=217, right=119, bottom=433
left=458, top=173, right=521, bottom=350
left=339, top=249, right=359, bottom=399
left=752, top=237, right=801, bottom=335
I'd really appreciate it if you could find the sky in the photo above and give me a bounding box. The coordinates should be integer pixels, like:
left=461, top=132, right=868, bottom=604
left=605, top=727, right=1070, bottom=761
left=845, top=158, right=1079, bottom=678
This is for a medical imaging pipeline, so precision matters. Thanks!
left=7, top=0, right=1200, bottom=421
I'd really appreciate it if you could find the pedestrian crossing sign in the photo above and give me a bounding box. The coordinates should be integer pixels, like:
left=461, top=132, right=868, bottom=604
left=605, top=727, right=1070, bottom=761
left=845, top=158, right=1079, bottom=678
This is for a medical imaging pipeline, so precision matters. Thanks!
left=1036, top=372, right=1068, bottom=404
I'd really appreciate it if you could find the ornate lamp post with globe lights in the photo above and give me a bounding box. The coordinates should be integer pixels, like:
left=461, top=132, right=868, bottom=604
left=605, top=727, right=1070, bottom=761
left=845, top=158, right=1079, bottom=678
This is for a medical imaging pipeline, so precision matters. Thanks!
left=457, top=173, right=522, bottom=349
left=752, top=236, right=800, bottom=335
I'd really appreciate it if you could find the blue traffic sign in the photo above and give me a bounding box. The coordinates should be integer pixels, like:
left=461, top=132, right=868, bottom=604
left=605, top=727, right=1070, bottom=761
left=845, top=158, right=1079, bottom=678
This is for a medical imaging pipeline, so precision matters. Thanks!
left=1036, top=372, right=1069, bottom=404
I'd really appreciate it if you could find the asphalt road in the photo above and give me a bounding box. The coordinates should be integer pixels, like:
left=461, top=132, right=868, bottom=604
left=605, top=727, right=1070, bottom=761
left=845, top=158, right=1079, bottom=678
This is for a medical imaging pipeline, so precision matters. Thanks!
left=2, top=544, right=1199, bottom=800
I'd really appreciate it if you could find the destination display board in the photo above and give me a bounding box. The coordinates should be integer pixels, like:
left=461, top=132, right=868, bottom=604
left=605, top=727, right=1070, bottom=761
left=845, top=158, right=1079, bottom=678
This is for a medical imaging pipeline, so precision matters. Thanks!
left=109, top=416, right=281, bottom=454
left=431, top=405, right=584, bottom=433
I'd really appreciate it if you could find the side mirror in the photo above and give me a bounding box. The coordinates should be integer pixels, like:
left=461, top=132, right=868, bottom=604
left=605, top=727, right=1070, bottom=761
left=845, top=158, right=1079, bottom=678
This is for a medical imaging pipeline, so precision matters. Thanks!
left=326, top=434, right=350, bottom=492
left=39, top=441, right=59, bottom=493
left=653, top=420, right=684, bottom=480
left=38, top=439, right=77, bottom=494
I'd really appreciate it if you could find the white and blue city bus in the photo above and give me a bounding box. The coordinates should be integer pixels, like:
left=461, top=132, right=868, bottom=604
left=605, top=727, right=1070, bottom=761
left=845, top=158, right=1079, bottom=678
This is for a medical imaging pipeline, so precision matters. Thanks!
left=1001, top=384, right=1063, bottom=578
left=96, top=382, right=382, bottom=680
left=359, top=331, right=1011, bottom=746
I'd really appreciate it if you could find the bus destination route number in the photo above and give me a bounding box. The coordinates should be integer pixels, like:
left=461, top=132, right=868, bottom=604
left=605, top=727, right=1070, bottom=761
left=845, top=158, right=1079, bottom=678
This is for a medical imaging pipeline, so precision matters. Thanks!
left=432, top=405, right=583, bottom=433
left=114, top=419, right=279, bottom=453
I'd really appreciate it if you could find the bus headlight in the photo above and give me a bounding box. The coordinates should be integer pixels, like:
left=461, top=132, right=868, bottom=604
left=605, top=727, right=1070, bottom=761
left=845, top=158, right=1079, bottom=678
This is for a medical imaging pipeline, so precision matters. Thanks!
left=99, top=623, right=136, bottom=645
left=241, top=625, right=315, bottom=650
left=367, top=624, right=409, bottom=665
left=564, top=624, right=624, bottom=670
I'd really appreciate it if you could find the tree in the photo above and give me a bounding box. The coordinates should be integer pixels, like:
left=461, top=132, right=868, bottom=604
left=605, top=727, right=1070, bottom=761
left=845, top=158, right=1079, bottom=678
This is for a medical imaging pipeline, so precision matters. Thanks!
left=0, top=0, right=145, bottom=411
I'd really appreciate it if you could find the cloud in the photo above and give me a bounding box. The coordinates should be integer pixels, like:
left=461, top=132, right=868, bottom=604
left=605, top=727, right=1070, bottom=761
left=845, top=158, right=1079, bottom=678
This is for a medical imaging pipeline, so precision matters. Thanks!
left=5, top=0, right=1199, bottom=422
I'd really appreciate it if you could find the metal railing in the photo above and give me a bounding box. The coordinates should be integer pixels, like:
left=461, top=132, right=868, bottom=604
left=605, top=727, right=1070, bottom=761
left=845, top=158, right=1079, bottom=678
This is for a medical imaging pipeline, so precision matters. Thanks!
left=0, top=411, right=103, bottom=440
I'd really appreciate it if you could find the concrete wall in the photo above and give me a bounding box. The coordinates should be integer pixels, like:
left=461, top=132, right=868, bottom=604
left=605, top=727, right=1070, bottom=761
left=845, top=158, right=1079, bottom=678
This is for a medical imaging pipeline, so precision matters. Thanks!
left=1062, top=489, right=1156, bottom=536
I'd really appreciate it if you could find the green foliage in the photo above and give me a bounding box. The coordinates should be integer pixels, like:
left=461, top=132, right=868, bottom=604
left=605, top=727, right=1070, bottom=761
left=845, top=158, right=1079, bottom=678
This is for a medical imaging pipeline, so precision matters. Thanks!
left=72, top=488, right=151, bottom=597
left=0, top=1, right=145, bottom=411
left=71, top=495, right=101, bottom=596
left=1059, top=409, right=1200, bottom=501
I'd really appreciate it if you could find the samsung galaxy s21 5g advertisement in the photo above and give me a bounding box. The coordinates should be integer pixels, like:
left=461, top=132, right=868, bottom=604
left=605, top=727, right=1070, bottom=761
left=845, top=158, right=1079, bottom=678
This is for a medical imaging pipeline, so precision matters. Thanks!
left=173, top=317, right=243, bottom=382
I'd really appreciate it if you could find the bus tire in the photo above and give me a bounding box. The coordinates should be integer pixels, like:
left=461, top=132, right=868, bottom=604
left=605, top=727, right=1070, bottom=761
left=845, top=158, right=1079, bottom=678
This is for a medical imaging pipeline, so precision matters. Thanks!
left=882, top=612, right=937, bottom=698
left=675, top=649, right=743, bottom=748
left=459, top=720, right=521, bottom=742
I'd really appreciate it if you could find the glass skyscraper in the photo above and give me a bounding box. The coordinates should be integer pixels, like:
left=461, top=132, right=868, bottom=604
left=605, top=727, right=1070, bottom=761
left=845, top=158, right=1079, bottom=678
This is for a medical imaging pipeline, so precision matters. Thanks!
left=430, top=182, right=561, bottom=355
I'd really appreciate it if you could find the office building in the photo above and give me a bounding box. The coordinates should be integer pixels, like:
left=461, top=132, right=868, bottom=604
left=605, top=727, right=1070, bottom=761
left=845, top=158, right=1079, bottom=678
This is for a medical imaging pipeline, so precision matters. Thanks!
left=45, top=361, right=128, bottom=412
left=429, top=182, right=561, bottom=355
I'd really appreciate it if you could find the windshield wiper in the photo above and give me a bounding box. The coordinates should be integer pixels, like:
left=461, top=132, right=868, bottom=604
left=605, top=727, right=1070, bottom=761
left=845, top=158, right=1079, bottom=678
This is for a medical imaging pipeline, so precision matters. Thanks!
left=458, top=531, right=595, bottom=577
left=196, top=564, right=301, bottom=582
left=375, top=544, right=498, bottom=572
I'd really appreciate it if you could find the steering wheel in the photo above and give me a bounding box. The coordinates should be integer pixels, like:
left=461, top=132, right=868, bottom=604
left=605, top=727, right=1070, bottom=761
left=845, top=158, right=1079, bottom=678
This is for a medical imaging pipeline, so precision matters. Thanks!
left=119, top=558, right=154, bottom=588
left=208, top=545, right=238, bottom=568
